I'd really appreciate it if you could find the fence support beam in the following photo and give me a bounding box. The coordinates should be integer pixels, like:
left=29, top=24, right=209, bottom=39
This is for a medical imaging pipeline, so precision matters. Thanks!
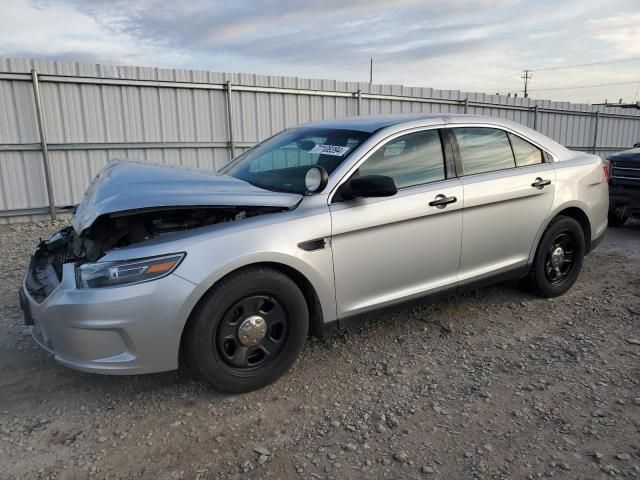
left=592, top=110, right=600, bottom=154
left=356, top=90, right=362, bottom=116
left=225, top=80, right=236, bottom=159
left=30, top=69, right=56, bottom=220
left=463, top=98, right=469, bottom=114
left=533, top=105, right=539, bottom=131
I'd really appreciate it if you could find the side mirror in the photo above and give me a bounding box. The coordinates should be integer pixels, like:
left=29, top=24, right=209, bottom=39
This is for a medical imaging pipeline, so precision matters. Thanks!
left=341, top=175, right=397, bottom=199
left=304, top=166, right=329, bottom=194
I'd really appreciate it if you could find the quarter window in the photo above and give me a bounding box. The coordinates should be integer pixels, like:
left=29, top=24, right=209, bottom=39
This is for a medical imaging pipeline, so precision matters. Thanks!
left=357, top=130, right=445, bottom=189
left=453, top=128, right=515, bottom=175
left=508, top=133, right=543, bottom=166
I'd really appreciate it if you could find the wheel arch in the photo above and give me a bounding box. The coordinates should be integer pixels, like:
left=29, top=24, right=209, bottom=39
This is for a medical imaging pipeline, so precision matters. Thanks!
left=179, top=261, right=327, bottom=363
left=555, top=206, right=591, bottom=252
left=529, top=203, right=593, bottom=265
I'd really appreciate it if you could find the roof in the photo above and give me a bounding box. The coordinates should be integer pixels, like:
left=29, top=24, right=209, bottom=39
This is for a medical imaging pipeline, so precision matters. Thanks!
left=300, top=113, right=577, bottom=161
left=298, top=113, right=549, bottom=133
left=299, top=113, right=465, bottom=132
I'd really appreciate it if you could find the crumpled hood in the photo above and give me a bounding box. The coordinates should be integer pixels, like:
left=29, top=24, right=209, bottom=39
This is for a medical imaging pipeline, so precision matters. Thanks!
left=72, top=159, right=302, bottom=234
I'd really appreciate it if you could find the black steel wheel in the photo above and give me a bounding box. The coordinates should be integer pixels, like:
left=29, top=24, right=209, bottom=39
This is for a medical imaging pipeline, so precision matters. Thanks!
left=528, top=216, right=585, bottom=298
left=543, top=231, right=576, bottom=287
left=216, top=294, right=289, bottom=374
left=185, top=267, right=308, bottom=393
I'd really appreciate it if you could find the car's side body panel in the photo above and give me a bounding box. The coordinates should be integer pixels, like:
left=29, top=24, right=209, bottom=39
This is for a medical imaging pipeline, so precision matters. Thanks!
left=101, top=197, right=339, bottom=325
left=457, top=162, right=556, bottom=282
left=330, top=178, right=463, bottom=317
left=526, top=153, right=608, bottom=264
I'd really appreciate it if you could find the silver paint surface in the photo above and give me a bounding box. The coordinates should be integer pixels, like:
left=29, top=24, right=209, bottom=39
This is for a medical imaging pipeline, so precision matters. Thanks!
left=72, top=159, right=302, bottom=234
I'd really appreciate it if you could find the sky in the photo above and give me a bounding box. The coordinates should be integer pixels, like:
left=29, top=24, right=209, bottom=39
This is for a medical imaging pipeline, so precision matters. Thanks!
left=0, top=0, right=639, bottom=105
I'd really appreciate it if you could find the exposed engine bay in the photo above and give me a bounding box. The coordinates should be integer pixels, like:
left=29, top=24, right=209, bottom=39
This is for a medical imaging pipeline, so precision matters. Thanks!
left=25, top=206, right=287, bottom=301
left=71, top=205, right=287, bottom=262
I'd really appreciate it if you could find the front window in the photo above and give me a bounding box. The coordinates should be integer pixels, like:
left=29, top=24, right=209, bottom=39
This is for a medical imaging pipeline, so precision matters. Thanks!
left=357, top=129, right=446, bottom=188
left=220, top=127, right=372, bottom=194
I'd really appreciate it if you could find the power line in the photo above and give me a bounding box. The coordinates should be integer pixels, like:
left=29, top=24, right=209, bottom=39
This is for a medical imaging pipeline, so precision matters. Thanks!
left=530, top=80, right=640, bottom=92
left=488, top=56, right=640, bottom=87
left=529, top=56, right=640, bottom=72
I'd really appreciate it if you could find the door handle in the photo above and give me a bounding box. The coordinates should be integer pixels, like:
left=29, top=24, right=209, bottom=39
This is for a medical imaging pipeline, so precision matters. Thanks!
left=429, top=194, right=457, bottom=208
left=531, top=178, right=551, bottom=189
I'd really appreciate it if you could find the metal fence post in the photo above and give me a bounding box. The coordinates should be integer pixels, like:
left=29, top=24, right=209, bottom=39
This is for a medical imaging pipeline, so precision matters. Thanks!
left=533, top=105, right=539, bottom=131
left=356, top=89, right=362, bottom=116
left=592, top=110, right=600, bottom=154
left=225, top=80, right=236, bottom=159
left=463, top=98, right=469, bottom=114
left=30, top=69, right=56, bottom=220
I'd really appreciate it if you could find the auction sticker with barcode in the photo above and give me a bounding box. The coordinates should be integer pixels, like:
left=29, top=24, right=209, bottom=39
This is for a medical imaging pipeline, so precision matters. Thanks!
left=309, top=145, right=350, bottom=156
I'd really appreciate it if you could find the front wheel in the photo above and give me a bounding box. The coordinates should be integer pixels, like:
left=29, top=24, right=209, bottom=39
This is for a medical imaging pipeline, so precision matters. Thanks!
left=185, top=267, right=308, bottom=393
left=528, top=216, right=585, bottom=298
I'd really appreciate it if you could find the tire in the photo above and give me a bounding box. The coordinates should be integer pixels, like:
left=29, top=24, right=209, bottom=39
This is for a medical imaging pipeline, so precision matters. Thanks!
left=608, top=207, right=629, bottom=228
left=185, top=267, right=308, bottom=393
left=528, top=216, right=585, bottom=298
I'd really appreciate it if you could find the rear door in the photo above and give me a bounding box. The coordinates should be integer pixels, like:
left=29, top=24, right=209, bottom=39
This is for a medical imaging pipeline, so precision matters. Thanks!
left=449, top=126, right=556, bottom=282
left=329, top=128, right=463, bottom=318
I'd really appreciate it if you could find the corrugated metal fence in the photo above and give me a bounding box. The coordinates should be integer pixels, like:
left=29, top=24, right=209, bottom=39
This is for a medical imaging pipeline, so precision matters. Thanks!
left=1, top=57, right=639, bottom=222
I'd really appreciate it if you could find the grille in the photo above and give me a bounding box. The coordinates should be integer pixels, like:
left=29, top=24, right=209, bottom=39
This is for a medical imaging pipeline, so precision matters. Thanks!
left=612, top=160, right=640, bottom=184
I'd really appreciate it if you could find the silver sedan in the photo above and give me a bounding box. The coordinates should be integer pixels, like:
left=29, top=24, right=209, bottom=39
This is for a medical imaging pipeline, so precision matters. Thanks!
left=21, top=114, right=608, bottom=392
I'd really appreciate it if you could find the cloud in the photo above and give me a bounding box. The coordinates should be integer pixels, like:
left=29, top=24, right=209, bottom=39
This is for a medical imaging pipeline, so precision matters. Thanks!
left=30, top=0, right=518, bottom=62
left=588, top=13, right=640, bottom=56
left=1, top=0, right=639, bottom=103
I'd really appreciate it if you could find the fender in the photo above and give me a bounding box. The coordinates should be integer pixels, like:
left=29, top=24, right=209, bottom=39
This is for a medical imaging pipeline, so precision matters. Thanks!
left=527, top=200, right=593, bottom=265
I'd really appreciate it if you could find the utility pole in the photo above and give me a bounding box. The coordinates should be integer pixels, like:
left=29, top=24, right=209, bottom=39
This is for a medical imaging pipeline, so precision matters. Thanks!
left=521, top=69, right=532, bottom=98
left=369, top=58, right=373, bottom=85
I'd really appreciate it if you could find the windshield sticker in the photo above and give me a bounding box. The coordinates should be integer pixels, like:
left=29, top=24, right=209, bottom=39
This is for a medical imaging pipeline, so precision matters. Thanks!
left=309, top=144, right=350, bottom=156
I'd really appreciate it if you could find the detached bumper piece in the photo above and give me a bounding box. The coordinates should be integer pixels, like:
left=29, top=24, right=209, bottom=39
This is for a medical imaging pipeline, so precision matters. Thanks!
left=24, top=228, right=77, bottom=303
left=18, top=287, right=34, bottom=325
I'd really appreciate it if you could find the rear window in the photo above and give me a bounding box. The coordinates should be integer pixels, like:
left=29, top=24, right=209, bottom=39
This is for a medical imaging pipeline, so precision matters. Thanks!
left=453, top=127, right=515, bottom=175
left=508, top=133, right=543, bottom=167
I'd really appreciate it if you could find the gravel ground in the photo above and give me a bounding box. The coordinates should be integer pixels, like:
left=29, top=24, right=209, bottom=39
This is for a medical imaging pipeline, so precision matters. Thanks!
left=0, top=220, right=639, bottom=480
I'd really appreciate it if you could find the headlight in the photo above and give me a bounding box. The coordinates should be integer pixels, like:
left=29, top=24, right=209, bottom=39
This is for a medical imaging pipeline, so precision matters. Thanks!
left=75, top=253, right=185, bottom=288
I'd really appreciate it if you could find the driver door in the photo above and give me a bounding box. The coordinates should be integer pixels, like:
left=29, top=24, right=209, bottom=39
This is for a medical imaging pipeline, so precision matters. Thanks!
left=329, top=128, right=463, bottom=318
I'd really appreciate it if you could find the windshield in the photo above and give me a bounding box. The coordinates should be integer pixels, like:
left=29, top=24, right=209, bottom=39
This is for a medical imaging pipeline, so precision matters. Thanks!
left=220, top=127, right=372, bottom=194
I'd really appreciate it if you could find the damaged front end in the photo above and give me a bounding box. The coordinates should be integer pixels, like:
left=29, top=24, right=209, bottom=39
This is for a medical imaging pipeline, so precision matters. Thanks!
left=23, top=159, right=303, bottom=303
left=24, top=205, right=290, bottom=302
left=72, top=205, right=289, bottom=262
left=25, top=228, right=77, bottom=302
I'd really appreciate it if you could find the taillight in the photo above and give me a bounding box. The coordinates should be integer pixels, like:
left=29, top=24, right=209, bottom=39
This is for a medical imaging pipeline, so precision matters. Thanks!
left=602, top=159, right=611, bottom=183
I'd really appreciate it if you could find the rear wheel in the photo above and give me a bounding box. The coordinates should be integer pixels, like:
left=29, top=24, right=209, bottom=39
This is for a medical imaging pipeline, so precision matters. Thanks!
left=608, top=206, right=629, bottom=228
left=528, top=216, right=585, bottom=298
left=186, top=267, right=308, bottom=393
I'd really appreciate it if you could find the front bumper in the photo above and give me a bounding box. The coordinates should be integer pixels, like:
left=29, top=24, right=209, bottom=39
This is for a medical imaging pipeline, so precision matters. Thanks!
left=21, top=256, right=199, bottom=375
left=609, top=184, right=640, bottom=216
